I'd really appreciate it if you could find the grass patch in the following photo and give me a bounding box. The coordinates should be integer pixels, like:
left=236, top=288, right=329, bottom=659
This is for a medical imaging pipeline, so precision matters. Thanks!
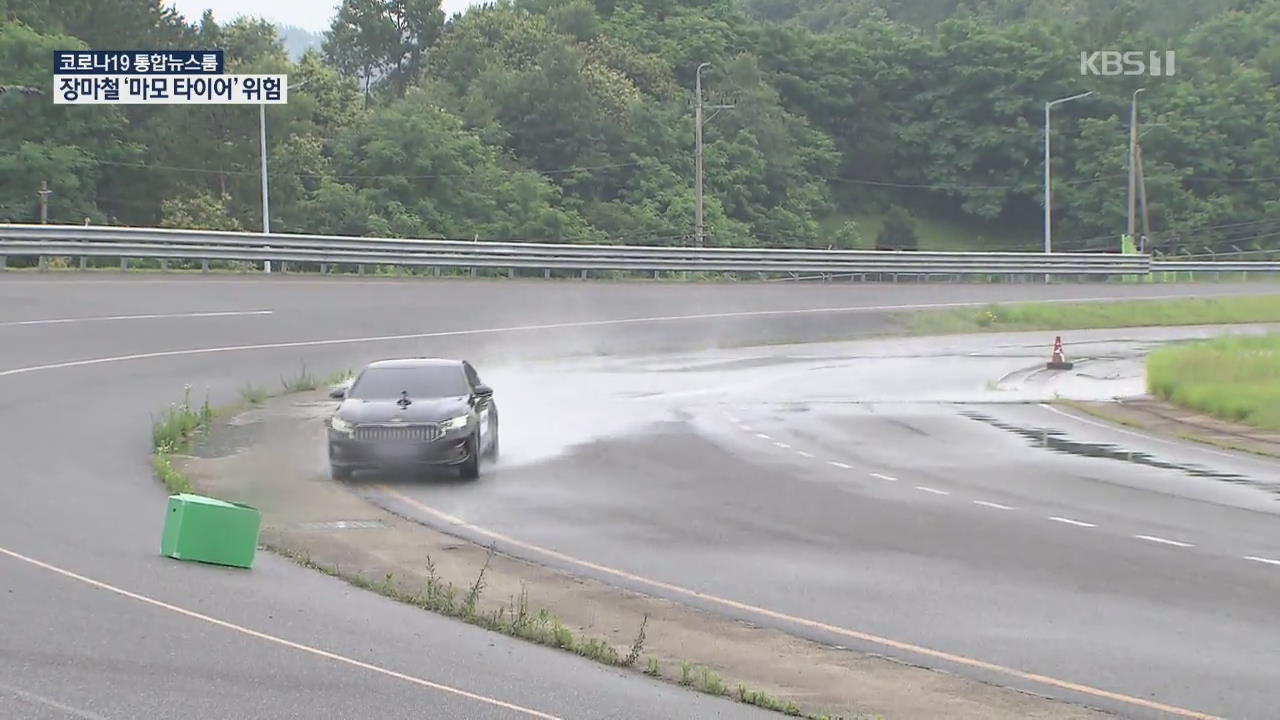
left=281, top=362, right=319, bottom=393
left=324, top=368, right=354, bottom=386
left=1148, top=333, right=1280, bottom=431
left=268, top=541, right=866, bottom=718
left=904, top=295, right=1280, bottom=336
left=239, top=382, right=269, bottom=406
left=151, top=386, right=214, bottom=454
left=151, top=454, right=192, bottom=494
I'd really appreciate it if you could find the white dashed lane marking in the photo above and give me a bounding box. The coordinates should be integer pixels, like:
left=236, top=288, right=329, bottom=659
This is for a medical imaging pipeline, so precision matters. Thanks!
left=728, top=415, right=1210, bottom=558
left=1244, top=556, right=1280, bottom=567
left=915, top=486, right=950, bottom=496
left=1134, top=535, right=1195, bottom=548
left=1049, top=517, right=1096, bottom=528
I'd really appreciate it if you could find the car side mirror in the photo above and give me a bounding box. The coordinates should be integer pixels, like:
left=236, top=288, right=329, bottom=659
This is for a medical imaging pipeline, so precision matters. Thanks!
left=329, top=386, right=347, bottom=400
left=473, top=384, right=493, bottom=397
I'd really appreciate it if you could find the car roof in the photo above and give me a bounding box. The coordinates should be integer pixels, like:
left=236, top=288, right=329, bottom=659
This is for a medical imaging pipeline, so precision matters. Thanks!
left=363, top=358, right=465, bottom=370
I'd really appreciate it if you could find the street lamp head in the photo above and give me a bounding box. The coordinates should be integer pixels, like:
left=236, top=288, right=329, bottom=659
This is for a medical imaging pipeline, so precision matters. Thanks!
left=1048, top=90, right=1094, bottom=108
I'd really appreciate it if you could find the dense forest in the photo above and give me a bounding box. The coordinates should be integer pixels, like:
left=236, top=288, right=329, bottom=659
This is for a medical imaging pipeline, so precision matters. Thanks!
left=2, top=0, right=1280, bottom=253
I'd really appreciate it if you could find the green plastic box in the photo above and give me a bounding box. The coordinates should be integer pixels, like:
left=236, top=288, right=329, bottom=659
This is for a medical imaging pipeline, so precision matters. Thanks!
left=161, top=493, right=261, bottom=569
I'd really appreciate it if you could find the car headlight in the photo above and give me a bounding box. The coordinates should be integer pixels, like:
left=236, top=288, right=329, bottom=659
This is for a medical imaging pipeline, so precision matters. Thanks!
left=439, top=414, right=469, bottom=432
left=330, top=416, right=354, bottom=435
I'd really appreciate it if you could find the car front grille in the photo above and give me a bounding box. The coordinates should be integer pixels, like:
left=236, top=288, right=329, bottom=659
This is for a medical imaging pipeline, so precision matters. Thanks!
left=354, top=424, right=440, bottom=442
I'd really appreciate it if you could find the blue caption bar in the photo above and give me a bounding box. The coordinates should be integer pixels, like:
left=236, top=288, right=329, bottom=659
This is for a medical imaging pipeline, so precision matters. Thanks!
left=54, top=50, right=225, bottom=75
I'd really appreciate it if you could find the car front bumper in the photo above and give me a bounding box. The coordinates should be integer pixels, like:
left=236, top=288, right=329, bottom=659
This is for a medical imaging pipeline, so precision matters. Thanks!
left=328, top=428, right=471, bottom=469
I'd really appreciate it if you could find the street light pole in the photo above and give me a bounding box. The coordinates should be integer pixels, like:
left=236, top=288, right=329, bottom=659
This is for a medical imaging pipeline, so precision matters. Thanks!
left=1127, top=88, right=1145, bottom=248
left=259, top=79, right=309, bottom=274
left=694, top=63, right=710, bottom=248
left=259, top=101, right=271, bottom=273
left=1043, top=90, right=1094, bottom=256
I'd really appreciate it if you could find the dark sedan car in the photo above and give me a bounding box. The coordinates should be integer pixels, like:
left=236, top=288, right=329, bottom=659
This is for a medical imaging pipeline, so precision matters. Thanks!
left=326, top=358, right=498, bottom=480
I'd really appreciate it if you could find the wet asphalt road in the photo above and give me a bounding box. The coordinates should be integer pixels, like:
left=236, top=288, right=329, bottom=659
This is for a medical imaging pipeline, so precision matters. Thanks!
left=4, top=275, right=1280, bottom=720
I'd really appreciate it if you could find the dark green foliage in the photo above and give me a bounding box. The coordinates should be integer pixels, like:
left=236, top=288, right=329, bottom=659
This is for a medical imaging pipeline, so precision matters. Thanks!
left=4, top=0, right=1280, bottom=251
left=876, top=206, right=918, bottom=251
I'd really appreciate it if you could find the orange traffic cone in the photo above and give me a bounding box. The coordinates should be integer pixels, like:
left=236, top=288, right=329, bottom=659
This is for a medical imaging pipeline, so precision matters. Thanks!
left=1046, top=335, right=1074, bottom=370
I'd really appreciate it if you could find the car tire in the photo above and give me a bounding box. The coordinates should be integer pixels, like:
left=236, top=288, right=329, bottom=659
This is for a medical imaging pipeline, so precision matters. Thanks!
left=330, top=464, right=353, bottom=481
left=485, top=417, right=499, bottom=461
left=459, top=432, right=481, bottom=480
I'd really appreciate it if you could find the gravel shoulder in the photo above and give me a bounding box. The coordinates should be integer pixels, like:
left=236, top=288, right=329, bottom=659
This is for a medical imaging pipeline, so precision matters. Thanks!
left=174, top=390, right=1114, bottom=720
left=1062, top=396, right=1280, bottom=458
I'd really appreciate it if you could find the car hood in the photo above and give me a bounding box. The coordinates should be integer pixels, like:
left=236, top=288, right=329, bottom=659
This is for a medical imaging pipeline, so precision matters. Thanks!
left=337, top=397, right=470, bottom=424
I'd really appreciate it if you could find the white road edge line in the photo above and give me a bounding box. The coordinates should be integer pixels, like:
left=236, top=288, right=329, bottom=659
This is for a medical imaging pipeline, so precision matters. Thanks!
left=1134, top=535, right=1195, bottom=548
left=0, top=310, right=274, bottom=327
left=0, top=546, right=560, bottom=720
left=1037, top=403, right=1247, bottom=461
left=1048, top=516, right=1096, bottom=528
left=869, top=473, right=898, bottom=482
left=915, top=486, right=949, bottom=496
left=0, top=296, right=1228, bottom=378
left=380, top=487, right=1222, bottom=720
left=1243, top=555, right=1280, bottom=567
left=827, top=461, right=852, bottom=469
left=973, top=500, right=1015, bottom=510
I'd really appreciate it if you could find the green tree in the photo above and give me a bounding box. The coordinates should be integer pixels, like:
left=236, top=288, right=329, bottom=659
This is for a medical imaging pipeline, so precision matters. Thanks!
left=160, top=191, right=243, bottom=230
left=876, top=206, right=918, bottom=250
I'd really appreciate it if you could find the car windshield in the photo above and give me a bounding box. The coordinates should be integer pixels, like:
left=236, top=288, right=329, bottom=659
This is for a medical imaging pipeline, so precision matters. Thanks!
left=348, top=366, right=469, bottom=400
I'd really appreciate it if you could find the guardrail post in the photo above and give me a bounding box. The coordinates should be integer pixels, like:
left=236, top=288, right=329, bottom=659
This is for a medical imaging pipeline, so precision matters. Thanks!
left=79, top=255, right=87, bottom=271
left=580, top=269, right=587, bottom=280
left=545, top=268, right=551, bottom=280
left=508, top=267, right=514, bottom=279
left=0, top=254, right=6, bottom=271
left=160, top=259, right=169, bottom=272
left=202, top=259, right=210, bottom=273
left=120, top=257, right=127, bottom=272
left=433, top=266, right=440, bottom=277
left=38, top=255, right=47, bottom=271
left=358, top=264, right=365, bottom=276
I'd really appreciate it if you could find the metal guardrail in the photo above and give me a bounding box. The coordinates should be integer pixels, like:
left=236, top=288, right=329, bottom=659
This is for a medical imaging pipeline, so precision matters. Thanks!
left=0, top=224, right=1156, bottom=276
left=1150, top=261, right=1280, bottom=273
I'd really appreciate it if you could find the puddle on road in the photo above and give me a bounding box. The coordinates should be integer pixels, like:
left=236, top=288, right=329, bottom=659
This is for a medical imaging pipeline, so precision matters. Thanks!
left=960, top=410, right=1265, bottom=490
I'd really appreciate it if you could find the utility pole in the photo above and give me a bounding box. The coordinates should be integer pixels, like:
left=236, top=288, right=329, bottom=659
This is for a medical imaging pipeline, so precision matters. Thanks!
left=37, top=181, right=50, bottom=224
left=37, top=180, right=51, bottom=271
left=1136, top=142, right=1152, bottom=250
left=259, top=101, right=271, bottom=273
left=692, top=64, right=734, bottom=248
left=1128, top=88, right=1145, bottom=244
left=694, top=63, right=709, bottom=248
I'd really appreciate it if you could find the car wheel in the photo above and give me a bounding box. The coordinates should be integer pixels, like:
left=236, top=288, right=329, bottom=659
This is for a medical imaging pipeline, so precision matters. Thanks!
left=459, top=432, right=481, bottom=480
left=485, top=417, right=499, bottom=461
left=330, top=464, right=353, bottom=481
